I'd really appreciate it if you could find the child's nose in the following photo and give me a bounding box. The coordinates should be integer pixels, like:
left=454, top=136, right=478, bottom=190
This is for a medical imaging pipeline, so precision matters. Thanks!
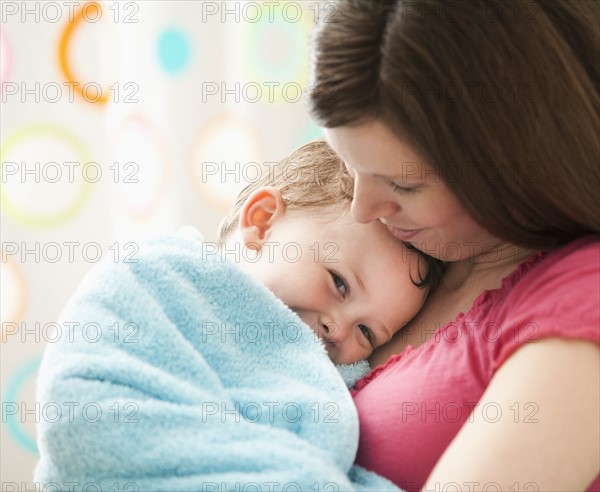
left=321, top=314, right=350, bottom=343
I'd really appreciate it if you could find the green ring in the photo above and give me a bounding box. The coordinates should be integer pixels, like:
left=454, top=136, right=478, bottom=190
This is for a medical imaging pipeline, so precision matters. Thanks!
left=0, top=124, right=92, bottom=228
left=243, top=2, right=311, bottom=92
left=3, top=356, right=42, bottom=455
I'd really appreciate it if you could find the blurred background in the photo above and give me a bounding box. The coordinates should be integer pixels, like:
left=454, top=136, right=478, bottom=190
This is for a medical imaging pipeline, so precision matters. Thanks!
left=1, top=0, right=326, bottom=487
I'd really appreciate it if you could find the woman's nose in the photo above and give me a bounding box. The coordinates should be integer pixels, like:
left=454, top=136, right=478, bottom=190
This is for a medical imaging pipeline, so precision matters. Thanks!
left=351, top=176, right=399, bottom=224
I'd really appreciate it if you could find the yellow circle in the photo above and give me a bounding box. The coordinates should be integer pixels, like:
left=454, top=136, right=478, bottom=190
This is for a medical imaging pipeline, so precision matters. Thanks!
left=0, top=124, right=92, bottom=227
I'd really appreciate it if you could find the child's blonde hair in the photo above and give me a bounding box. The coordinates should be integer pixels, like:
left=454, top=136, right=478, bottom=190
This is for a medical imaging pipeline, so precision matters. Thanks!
left=217, top=140, right=354, bottom=242
left=218, top=139, right=445, bottom=291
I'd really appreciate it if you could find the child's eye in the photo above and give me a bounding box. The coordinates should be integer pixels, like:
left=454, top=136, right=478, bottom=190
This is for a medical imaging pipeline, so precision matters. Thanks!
left=330, top=271, right=348, bottom=297
left=358, top=324, right=375, bottom=347
left=390, top=182, right=418, bottom=194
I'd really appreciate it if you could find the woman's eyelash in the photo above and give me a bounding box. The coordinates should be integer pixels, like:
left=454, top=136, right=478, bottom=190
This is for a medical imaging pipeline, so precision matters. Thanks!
left=330, top=271, right=349, bottom=297
left=390, top=182, right=418, bottom=194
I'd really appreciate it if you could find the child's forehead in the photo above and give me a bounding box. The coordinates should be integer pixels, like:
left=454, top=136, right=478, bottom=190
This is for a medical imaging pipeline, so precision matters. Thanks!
left=289, top=208, right=412, bottom=259
left=330, top=221, right=411, bottom=258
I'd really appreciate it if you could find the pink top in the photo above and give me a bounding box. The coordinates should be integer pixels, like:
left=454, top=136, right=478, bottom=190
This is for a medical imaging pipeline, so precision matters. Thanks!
left=351, top=236, right=600, bottom=492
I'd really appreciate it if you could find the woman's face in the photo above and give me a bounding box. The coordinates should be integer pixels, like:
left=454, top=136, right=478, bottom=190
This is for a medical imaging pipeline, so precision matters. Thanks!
left=325, top=120, right=500, bottom=262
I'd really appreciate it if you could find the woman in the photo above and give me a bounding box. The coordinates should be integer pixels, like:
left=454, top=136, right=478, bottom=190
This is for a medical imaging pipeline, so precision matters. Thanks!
left=308, top=1, right=599, bottom=491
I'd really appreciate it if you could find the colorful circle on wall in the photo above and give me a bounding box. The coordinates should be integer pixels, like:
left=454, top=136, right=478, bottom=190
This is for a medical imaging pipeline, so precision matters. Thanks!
left=0, top=251, right=27, bottom=337
left=111, top=114, right=170, bottom=220
left=243, top=2, right=313, bottom=102
left=191, top=113, right=265, bottom=214
left=58, top=1, right=121, bottom=105
left=0, top=124, right=92, bottom=227
left=158, top=28, right=191, bottom=73
left=0, top=28, right=12, bottom=92
left=299, top=122, right=324, bottom=146
left=3, top=357, right=42, bottom=454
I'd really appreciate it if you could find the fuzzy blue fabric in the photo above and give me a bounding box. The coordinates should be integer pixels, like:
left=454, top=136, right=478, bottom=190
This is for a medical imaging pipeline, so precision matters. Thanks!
left=34, top=229, right=400, bottom=492
left=336, top=360, right=372, bottom=389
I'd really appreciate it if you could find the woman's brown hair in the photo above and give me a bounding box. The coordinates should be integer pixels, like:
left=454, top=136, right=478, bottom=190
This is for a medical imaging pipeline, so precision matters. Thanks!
left=308, top=0, right=600, bottom=249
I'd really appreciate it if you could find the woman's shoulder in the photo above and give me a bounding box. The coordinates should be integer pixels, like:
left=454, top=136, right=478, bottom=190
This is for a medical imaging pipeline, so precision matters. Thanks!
left=473, top=234, right=599, bottom=322
left=542, top=234, right=600, bottom=266
left=488, top=235, right=599, bottom=357
left=513, top=234, right=599, bottom=293
left=476, top=235, right=599, bottom=374
left=500, top=234, right=599, bottom=307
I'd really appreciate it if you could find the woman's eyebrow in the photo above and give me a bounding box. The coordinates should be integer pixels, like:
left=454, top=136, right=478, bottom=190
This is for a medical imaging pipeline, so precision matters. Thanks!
left=372, top=172, right=422, bottom=182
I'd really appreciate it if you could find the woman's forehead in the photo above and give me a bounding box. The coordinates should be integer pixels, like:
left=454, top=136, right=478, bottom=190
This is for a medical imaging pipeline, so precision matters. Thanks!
left=325, top=123, right=427, bottom=174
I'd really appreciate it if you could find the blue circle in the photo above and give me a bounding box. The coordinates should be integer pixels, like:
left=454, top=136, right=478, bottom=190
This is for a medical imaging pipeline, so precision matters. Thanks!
left=3, top=357, right=42, bottom=454
left=158, top=29, right=190, bottom=73
left=298, top=123, right=324, bottom=146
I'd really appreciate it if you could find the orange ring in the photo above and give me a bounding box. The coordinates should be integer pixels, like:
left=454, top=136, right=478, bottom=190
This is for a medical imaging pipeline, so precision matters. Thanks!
left=58, top=2, right=108, bottom=105
left=190, top=113, right=265, bottom=214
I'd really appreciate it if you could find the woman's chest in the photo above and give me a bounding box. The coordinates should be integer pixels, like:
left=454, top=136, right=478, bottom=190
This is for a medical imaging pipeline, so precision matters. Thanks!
left=354, top=335, right=490, bottom=491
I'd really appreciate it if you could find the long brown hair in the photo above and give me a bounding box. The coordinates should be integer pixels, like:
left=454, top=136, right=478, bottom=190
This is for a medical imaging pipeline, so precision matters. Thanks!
left=308, top=0, right=600, bottom=249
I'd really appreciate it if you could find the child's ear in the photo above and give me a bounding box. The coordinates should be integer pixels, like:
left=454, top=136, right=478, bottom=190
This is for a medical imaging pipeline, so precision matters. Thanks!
left=239, top=186, right=286, bottom=250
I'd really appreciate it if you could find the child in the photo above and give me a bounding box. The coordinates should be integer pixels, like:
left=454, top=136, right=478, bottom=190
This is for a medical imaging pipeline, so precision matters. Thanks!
left=215, top=140, right=442, bottom=364
left=35, top=141, right=443, bottom=491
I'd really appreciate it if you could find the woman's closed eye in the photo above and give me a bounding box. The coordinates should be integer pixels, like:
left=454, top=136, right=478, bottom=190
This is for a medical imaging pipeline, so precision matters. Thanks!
left=330, top=271, right=349, bottom=297
left=390, top=181, right=419, bottom=195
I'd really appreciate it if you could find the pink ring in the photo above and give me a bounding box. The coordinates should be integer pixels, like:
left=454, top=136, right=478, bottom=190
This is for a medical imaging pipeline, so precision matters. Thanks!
left=111, top=114, right=170, bottom=220
left=0, top=28, right=13, bottom=93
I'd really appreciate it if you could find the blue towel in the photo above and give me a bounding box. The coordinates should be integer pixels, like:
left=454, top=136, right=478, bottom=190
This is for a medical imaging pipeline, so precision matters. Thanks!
left=34, top=229, right=401, bottom=492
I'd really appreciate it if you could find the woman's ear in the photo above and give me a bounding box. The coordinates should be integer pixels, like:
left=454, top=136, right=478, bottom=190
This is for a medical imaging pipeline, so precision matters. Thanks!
left=239, top=186, right=286, bottom=250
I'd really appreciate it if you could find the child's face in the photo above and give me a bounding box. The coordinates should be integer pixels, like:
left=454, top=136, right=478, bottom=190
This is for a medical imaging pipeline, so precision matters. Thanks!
left=240, top=208, right=427, bottom=364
